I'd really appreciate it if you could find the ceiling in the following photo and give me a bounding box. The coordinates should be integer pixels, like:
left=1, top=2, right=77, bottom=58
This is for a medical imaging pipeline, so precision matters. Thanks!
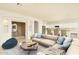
left=0, top=3, right=79, bottom=23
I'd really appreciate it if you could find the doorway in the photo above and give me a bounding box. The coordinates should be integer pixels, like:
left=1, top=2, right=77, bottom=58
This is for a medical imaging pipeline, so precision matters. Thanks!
left=61, top=30, right=67, bottom=36
left=42, top=26, right=46, bottom=34
left=12, top=21, right=26, bottom=43
left=34, top=21, right=39, bottom=33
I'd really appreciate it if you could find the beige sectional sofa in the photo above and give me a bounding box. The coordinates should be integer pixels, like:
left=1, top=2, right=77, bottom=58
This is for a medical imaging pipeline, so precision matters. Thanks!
left=32, top=34, right=66, bottom=55
left=32, top=34, right=79, bottom=55
left=32, top=35, right=58, bottom=47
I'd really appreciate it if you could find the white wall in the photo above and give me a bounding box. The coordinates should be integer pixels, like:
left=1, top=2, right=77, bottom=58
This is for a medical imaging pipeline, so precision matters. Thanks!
left=0, top=10, right=46, bottom=46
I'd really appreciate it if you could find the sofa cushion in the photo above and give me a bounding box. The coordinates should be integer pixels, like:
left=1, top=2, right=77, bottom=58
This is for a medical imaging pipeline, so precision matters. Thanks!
left=57, top=36, right=65, bottom=45
left=2, top=38, right=18, bottom=49
left=32, top=38, right=42, bottom=42
left=41, top=34, right=52, bottom=39
left=52, top=36, right=58, bottom=41
left=39, top=39, right=55, bottom=46
left=42, top=34, right=58, bottom=41
left=32, top=38, right=55, bottom=47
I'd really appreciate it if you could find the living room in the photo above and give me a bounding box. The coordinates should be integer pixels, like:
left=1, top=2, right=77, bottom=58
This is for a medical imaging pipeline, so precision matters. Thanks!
left=0, top=3, right=79, bottom=55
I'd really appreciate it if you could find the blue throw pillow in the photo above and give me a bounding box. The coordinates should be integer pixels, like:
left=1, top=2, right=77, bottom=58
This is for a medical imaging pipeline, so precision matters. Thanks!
left=59, top=37, right=72, bottom=50
left=57, top=36, right=65, bottom=45
left=35, top=33, right=42, bottom=38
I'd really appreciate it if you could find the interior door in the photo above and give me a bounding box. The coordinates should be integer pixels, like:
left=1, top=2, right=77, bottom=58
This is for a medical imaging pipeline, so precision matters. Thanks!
left=12, top=21, right=25, bottom=37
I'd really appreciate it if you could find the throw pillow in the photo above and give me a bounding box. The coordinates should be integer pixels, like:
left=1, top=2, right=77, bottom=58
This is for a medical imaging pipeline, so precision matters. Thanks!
left=35, top=33, right=42, bottom=38
left=57, top=36, right=65, bottom=45
left=59, top=37, right=72, bottom=50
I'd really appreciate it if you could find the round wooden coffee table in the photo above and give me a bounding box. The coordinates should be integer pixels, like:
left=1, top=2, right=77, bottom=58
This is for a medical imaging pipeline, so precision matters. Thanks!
left=20, top=41, right=38, bottom=54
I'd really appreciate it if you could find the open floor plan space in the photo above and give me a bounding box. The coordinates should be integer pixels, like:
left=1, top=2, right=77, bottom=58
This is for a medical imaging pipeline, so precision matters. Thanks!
left=0, top=3, right=79, bottom=55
